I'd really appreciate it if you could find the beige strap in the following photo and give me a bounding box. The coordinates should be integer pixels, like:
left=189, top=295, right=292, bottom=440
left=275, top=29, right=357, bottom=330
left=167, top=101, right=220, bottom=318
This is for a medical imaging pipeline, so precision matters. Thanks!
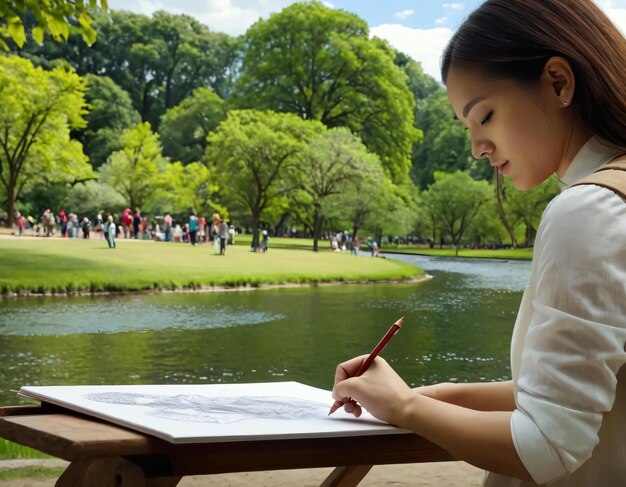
left=569, top=157, right=626, bottom=201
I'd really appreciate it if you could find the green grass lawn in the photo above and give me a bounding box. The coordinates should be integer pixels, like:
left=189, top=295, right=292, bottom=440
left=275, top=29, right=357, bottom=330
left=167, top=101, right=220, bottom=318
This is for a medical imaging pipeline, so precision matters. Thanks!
left=0, top=236, right=424, bottom=295
left=381, top=244, right=533, bottom=260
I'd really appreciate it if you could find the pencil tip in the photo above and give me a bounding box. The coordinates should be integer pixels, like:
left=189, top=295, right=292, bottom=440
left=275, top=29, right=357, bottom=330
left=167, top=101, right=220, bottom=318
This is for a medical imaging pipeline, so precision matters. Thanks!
left=396, top=316, right=405, bottom=327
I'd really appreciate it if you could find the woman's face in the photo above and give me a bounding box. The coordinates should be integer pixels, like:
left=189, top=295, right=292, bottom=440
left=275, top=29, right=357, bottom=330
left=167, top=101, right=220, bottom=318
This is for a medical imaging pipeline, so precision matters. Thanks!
left=446, top=65, right=576, bottom=190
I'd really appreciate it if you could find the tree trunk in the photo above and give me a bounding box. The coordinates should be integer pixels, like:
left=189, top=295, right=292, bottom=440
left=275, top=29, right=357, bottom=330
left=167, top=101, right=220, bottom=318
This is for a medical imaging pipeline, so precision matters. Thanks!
left=312, top=205, right=322, bottom=252
left=5, top=184, right=15, bottom=227
left=251, top=215, right=260, bottom=251
left=495, top=170, right=517, bottom=248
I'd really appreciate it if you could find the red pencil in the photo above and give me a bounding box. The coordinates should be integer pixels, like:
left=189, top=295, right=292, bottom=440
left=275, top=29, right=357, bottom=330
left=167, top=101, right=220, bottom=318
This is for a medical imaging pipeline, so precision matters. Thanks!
left=328, top=316, right=404, bottom=415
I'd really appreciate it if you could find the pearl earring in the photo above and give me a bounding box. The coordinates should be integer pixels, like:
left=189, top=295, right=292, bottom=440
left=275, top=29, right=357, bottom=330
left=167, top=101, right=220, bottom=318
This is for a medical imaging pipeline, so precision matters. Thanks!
left=564, top=100, right=569, bottom=106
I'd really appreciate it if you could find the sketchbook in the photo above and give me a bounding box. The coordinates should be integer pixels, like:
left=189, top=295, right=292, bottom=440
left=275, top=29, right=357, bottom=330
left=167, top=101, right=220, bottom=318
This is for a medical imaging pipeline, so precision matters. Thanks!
left=18, top=382, right=410, bottom=444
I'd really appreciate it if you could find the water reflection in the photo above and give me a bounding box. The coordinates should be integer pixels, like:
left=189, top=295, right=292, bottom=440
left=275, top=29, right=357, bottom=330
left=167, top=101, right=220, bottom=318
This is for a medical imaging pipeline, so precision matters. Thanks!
left=0, top=298, right=284, bottom=336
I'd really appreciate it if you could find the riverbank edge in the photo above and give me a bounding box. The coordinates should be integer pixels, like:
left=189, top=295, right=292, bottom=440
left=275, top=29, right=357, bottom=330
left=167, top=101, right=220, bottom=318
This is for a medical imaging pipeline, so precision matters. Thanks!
left=381, top=249, right=533, bottom=261
left=0, top=274, right=432, bottom=299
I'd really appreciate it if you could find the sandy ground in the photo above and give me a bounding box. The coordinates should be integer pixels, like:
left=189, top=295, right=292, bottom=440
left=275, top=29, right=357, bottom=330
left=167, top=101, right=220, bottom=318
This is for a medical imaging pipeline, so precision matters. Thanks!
left=0, top=460, right=484, bottom=486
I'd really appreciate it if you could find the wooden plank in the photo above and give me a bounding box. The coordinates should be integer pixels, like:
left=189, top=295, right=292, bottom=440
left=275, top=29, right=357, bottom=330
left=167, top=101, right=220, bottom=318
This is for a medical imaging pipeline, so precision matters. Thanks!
left=0, top=412, right=454, bottom=474
left=0, top=405, right=43, bottom=417
left=320, top=465, right=373, bottom=487
left=159, top=434, right=454, bottom=476
left=0, top=414, right=169, bottom=461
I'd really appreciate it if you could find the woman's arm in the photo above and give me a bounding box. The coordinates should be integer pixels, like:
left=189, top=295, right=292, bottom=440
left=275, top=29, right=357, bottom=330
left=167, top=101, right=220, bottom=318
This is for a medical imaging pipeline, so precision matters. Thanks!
left=332, top=357, right=533, bottom=482
left=415, top=380, right=515, bottom=411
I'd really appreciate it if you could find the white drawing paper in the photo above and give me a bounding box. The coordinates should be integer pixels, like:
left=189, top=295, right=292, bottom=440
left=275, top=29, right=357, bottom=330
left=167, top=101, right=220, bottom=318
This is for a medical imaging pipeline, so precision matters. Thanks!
left=19, top=382, right=410, bottom=444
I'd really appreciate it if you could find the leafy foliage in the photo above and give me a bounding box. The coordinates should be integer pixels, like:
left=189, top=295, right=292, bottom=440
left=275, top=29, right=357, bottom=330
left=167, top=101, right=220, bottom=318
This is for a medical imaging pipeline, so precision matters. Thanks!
left=15, top=9, right=239, bottom=127
left=233, top=1, right=419, bottom=183
left=98, top=122, right=166, bottom=211
left=503, top=176, right=559, bottom=246
left=207, top=110, right=325, bottom=233
left=159, top=87, right=226, bottom=165
left=0, top=55, right=93, bottom=224
left=423, top=171, right=491, bottom=255
left=77, top=74, right=140, bottom=168
left=292, top=127, right=384, bottom=250
left=155, top=161, right=222, bottom=218
left=412, top=91, right=474, bottom=189
left=0, top=0, right=108, bottom=50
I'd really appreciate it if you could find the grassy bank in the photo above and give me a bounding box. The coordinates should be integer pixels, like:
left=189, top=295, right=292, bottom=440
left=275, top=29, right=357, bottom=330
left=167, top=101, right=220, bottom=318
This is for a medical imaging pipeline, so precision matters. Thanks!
left=0, top=237, right=424, bottom=295
left=381, top=245, right=533, bottom=260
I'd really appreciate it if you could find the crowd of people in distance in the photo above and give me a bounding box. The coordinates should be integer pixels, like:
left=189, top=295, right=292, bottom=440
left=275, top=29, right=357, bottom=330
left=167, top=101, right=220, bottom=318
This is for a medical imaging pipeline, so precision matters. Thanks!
left=329, top=230, right=383, bottom=257
left=11, top=209, right=393, bottom=258
left=11, top=208, right=239, bottom=254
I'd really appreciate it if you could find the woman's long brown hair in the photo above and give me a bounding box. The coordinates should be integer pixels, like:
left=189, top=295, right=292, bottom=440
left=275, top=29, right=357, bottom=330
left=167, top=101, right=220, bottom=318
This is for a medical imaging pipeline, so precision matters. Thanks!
left=441, top=0, right=626, bottom=152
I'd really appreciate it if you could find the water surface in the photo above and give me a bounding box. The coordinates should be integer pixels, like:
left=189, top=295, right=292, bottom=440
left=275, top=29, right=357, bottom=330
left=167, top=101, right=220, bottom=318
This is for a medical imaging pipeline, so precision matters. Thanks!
left=0, top=254, right=530, bottom=405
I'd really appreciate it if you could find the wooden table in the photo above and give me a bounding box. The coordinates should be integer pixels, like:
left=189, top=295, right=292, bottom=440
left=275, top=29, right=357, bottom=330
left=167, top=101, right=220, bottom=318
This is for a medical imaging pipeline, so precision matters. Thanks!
left=0, top=404, right=454, bottom=487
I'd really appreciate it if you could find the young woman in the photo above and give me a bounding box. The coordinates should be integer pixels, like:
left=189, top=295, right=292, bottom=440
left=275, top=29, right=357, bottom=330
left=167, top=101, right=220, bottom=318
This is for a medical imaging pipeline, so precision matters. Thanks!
left=331, top=1, right=626, bottom=485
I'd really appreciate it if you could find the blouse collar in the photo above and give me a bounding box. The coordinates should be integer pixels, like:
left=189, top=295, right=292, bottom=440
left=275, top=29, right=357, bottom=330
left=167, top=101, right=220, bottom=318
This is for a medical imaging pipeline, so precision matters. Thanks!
left=559, top=137, right=623, bottom=189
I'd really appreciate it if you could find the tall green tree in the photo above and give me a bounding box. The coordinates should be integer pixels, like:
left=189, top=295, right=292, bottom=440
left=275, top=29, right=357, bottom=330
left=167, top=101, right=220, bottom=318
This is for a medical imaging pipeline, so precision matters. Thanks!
left=423, top=171, right=491, bottom=255
left=78, top=74, right=140, bottom=168
left=412, top=91, right=474, bottom=189
left=155, top=161, right=222, bottom=217
left=98, top=122, right=166, bottom=211
left=206, top=110, right=324, bottom=239
left=293, top=127, right=382, bottom=251
left=504, top=176, right=559, bottom=246
left=0, top=0, right=107, bottom=50
left=159, top=87, right=226, bottom=165
left=0, top=55, right=93, bottom=225
left=233, top=1, right=419, bottom=183
left=16, top=10, right=239, bottom=127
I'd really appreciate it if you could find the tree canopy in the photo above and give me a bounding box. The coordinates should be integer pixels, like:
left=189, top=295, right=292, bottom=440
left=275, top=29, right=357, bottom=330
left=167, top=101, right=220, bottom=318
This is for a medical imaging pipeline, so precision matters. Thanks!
left=423, top=171, right=491, bottom=255
left=207, top=110, right=325, bottom=236
left=15, top=9, right=239, bottom=128
left=98, top=122, right=166, bottom=211
left=0, top=0, right=108, bottom=50
left=233, top=1, right=419, bottom=184
left=293, top=127, right=383, bottom=251
left=159, top=87, right=226, bottom=165
left=78, top=74, right=140, bottom=168
left=0, top=55, right=93, bottom=225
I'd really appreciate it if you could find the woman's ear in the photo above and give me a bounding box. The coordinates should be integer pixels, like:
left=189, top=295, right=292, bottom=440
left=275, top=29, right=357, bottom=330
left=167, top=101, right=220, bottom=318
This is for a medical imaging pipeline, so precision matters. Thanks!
left=542, top=56, right=576, bottom=107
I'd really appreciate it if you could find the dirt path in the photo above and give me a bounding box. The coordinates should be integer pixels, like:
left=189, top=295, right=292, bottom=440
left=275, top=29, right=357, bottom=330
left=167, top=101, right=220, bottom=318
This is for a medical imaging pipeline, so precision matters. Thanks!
left=0, top=460, right=484, bottom=486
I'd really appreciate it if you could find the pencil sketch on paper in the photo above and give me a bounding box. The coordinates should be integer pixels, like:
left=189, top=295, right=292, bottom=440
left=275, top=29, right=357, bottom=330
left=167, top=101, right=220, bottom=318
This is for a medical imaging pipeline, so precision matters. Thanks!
left=19, top=382, right=407, bottom=443
left=83, top=392, right=329, bottom=424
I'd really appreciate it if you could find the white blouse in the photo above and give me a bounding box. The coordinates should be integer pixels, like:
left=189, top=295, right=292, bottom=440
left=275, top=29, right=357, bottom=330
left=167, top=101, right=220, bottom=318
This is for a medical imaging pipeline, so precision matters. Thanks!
left=484, top=137, right=626, bottom=486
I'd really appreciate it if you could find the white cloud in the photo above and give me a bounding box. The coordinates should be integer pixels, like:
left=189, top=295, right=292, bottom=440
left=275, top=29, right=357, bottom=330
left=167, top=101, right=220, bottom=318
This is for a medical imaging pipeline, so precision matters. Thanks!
left=435, top=16, right=448, bottom=26
left=443, top=3, right=464, bottom=10
left=321, top=1, right=334, bottom=8
left=107, top=0, right=304, bottom=36
left=370, top=24, right=453, bottom=82
left=394, top=9, right=415, bottom=20
left=597, top=0, right=626, bottom=36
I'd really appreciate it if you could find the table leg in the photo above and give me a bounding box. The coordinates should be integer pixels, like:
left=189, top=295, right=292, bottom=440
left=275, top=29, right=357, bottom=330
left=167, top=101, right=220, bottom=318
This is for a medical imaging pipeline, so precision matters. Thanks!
left=55, top=456, right=182, bottom=487
left=320, top=465, right=373, bottom=487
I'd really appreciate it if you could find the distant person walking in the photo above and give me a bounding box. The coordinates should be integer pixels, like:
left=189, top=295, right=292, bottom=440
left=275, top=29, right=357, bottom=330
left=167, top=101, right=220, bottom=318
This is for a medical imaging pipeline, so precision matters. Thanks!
left=211, top=213, right=222, bottom=255
left=133, top=209, right=141, bottom=239
left=81, top=217, right=91, bottom=239
left=352, top=234, right=360, bottom=255
left=105, top=215, right=116, bottom=249
left=189, top=214, right=198, bottom=246
left=163, top=213, right=172, bottom=242
left=219, top=218, right=229, bottom=255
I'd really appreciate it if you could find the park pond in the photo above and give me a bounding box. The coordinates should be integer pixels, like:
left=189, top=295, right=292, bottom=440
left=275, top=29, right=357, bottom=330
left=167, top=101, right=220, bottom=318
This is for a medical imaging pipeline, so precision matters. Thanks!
left=0, top=254, right=530, bottom=406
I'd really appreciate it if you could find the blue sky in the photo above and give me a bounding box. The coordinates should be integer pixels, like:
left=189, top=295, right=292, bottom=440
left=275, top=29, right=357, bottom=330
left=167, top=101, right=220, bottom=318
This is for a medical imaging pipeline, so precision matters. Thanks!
left=106, top=1, right=626, bottom=82
left=327, top=1, right=483, bottom=29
